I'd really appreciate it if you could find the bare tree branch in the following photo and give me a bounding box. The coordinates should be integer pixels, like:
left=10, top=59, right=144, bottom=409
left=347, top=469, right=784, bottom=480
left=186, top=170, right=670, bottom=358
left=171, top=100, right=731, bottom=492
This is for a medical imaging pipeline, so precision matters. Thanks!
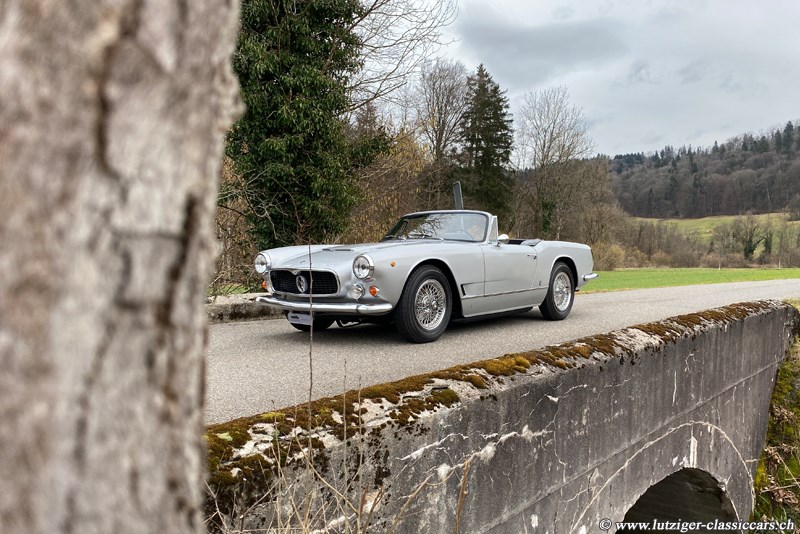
left=348, top=0, right=458, bottom=111
left=414, top=58, right=468, bottom=161
left=513, top=86, right=595, bottom=239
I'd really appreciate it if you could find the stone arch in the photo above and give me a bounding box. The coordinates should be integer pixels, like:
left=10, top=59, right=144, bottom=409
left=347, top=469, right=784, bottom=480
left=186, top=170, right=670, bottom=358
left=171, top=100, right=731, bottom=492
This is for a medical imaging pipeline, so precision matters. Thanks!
left=622, top=468, right=738, bottom=530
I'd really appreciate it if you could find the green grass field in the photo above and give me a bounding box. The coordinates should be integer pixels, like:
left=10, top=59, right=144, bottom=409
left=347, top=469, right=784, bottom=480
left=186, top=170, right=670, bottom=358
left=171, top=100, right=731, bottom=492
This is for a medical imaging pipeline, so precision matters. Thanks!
left=582, top=268, right=800, bottom=293
left=633, top=212, right=799, bottom=244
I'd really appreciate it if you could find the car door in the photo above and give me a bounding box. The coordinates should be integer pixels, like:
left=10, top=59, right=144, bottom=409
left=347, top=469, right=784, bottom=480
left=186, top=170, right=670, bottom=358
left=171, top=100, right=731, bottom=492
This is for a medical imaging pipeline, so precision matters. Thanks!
left=480, top=217, right=539, bottom=311
left=482, top=243, right=537, bottom=295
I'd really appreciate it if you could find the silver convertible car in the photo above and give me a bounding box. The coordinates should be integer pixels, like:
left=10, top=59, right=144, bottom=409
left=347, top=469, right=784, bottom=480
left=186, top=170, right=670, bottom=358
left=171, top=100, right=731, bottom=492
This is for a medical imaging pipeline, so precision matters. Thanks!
left=254, top=210, right=597, bottom=342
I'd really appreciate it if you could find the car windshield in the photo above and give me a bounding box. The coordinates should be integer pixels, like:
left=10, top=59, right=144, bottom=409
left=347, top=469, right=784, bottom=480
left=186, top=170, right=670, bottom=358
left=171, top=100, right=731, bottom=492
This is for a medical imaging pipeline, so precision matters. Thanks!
left=383, top=212, right=488, bottom=242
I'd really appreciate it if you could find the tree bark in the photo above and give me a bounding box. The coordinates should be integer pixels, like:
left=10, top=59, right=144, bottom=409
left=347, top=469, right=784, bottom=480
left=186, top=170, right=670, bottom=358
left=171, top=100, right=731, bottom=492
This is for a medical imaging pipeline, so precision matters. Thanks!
left=0, top=1, right=240, bottom=533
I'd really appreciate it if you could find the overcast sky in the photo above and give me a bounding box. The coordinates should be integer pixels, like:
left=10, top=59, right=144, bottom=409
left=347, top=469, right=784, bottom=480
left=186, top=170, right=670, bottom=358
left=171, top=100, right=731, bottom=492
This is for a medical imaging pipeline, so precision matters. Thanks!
left=443, top=0, right=800, bottom=156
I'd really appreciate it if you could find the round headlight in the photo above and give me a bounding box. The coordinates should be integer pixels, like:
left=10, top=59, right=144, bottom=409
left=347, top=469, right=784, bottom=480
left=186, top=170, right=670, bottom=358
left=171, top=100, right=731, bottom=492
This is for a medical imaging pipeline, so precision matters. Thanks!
left=352, top=255, right=374, bottom=279
left=254, top=253, right=270, bottom=274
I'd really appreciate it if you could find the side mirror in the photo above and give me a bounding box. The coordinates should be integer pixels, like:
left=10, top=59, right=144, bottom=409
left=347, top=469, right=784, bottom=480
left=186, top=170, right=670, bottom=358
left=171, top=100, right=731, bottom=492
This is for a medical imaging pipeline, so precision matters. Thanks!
left=496, top=233, right=509, bottom=246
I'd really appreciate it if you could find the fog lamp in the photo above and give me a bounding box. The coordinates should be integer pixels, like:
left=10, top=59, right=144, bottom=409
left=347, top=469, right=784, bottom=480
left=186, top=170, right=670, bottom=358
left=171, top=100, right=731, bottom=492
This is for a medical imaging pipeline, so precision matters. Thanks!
left=349, top=283, right=365, bottom=300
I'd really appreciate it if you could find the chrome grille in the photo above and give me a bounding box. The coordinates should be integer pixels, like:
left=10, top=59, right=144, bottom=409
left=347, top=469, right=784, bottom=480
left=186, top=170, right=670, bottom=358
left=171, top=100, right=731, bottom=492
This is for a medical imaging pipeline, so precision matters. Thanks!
left=270, top=270, right=339, bottom=295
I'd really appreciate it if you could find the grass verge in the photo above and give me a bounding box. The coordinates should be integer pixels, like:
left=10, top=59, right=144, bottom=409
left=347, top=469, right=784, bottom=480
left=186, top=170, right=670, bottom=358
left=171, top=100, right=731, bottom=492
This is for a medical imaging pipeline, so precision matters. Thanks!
left=751, top=299, right=800, bottom=527
left=582, top=268, right=800, bottom=293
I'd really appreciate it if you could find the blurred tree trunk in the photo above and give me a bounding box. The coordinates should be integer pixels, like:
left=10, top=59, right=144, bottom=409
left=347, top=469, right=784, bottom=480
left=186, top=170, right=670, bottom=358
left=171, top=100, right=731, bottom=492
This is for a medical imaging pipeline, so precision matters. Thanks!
left=0, top=2, right=239, bottom=533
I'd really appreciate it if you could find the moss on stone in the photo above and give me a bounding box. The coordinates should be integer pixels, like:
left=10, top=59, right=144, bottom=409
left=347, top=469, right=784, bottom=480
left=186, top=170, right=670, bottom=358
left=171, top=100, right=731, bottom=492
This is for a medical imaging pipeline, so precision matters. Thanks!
left=429, top=388, right=460, bottom=407
left=463, top=374, right=487, bottom=389
left=473, top=355, right=531, bottom=376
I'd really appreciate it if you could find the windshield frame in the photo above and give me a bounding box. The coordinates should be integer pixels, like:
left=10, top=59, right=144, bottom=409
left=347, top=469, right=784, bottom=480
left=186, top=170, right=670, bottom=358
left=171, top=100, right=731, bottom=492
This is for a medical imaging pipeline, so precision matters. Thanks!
left=383, top=211, right=491, bottom=243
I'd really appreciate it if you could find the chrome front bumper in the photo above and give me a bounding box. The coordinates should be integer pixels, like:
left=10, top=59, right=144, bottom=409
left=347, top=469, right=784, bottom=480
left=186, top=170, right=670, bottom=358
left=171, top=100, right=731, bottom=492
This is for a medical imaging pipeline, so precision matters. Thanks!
left=583, top=273, right=599, bottom=281
left=255, top=295, right=393, bottom=316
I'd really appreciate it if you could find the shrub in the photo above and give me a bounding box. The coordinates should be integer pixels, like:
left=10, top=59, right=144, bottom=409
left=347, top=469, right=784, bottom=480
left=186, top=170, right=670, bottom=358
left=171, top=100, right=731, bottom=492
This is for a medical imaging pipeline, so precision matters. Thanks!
left=592, top=242, right=626, bottom=271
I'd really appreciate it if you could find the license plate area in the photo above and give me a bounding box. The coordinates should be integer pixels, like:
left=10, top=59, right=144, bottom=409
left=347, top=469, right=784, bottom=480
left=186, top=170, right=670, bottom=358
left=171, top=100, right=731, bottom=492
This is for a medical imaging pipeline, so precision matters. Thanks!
left=287, top=312, right=313, bottom=326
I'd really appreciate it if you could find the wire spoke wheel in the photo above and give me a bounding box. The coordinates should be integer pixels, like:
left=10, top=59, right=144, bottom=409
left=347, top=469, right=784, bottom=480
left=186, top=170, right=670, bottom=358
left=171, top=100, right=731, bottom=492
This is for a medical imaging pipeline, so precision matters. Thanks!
left=552, top=271, right=573, bottom=312
left=414, top=279, right=447, bottom=331
left=539, top=261, right=575, bottom=321
left=395, top=265, right=452, bottom=343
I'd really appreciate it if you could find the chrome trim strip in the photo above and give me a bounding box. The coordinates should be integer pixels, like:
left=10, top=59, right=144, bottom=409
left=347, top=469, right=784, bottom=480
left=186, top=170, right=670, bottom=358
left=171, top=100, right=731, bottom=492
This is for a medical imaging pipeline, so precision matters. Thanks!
left=461, top=287, right=535, bottom=300
left=255, top=296, right=393, bottom=316
left=583, top=273, right=598, bottom=281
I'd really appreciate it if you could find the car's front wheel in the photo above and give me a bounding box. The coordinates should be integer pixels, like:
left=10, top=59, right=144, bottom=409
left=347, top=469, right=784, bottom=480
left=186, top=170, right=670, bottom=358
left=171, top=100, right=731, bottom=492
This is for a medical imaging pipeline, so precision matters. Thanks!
left=394, top=265, right=452, bottom=343
left=539, top=261, right=574, bottom=320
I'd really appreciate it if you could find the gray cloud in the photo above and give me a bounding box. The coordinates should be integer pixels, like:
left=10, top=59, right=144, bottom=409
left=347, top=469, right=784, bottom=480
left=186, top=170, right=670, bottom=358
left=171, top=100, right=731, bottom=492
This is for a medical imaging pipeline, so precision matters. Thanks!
left=455, top=11, right=628, bottom=88
left=718, top=71, right=767, bottom=99
left=552, top=6, right=575, bottom=20
left=627, top=60, right=658, bottom=85
left=719, top=73, right=742, bottom=94
left=677, top=59, right=709, bottom=84
left=444, top=0, right=800, bottom=154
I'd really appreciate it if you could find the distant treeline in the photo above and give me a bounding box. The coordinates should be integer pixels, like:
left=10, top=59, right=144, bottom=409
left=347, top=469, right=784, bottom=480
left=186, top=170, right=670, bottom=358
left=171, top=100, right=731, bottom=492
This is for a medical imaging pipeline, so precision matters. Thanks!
left=612, top=121, right=800, bottom=219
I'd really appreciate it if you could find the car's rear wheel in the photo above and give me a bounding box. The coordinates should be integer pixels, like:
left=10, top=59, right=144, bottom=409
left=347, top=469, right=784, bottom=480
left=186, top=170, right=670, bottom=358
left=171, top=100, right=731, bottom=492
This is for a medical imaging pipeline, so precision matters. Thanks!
left=539, top=261, right=574, bottom=320
left=394, top=265, right=452, bottom=343
left=285, top=313, right=335, bottom=332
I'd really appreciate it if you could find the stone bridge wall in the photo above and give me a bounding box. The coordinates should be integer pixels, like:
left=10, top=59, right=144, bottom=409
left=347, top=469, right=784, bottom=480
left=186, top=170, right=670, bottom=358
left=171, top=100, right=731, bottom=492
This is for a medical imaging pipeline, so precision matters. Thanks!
left=206, top=301, right=799, bottom=533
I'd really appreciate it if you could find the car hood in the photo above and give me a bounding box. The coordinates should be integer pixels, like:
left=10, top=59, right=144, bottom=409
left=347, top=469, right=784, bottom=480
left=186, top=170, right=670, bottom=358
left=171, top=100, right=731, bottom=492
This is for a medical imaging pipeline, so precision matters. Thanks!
left=274, top=240, right=446, bottom=269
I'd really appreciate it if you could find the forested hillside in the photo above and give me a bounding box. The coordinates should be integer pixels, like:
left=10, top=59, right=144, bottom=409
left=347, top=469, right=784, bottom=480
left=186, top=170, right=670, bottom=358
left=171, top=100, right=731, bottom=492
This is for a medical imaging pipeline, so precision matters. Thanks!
left=612, top=121, right=800, bottom=218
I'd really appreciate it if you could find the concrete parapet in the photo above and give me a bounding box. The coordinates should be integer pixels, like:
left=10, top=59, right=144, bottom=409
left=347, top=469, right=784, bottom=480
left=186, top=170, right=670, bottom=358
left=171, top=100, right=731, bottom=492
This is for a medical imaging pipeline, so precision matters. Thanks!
left=206, top=300, right=800, bottom=533
left=206, top=292, right=280, bottom=324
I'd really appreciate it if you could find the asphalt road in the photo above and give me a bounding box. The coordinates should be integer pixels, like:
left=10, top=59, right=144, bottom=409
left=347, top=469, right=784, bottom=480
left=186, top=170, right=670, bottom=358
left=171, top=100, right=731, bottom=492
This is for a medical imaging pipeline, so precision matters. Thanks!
left=206, top=279, right=800, bottom=423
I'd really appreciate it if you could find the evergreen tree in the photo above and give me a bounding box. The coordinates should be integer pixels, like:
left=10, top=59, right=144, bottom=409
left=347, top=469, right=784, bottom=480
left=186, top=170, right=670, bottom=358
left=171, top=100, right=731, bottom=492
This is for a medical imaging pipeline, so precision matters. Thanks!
left=688, top=150, right=699, bottom=174
left=665, top=170, right=680, bottom=202
left=226, top=0, right=380, bottom=249
left=651, top=151, right=661, bottom=167
left=457, top=64, right=514, bottom=219
left=646, top=188, right=655, bottom=217
left=784, top=121, right=794, bottom=153
left=691, top=174, right=705, bottom=216
left=774, top=131, right=783, bottom=153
